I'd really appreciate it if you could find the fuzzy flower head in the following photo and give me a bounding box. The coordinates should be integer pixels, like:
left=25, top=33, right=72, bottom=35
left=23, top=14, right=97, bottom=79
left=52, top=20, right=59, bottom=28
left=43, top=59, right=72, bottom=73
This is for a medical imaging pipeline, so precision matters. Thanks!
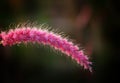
left=0, top=26, right=92, bottom=72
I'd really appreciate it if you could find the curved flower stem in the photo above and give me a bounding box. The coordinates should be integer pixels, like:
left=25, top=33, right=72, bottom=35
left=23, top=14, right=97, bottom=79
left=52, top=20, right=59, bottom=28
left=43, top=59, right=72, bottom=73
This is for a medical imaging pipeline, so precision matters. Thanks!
left=0, top=27, right=92, bottom=72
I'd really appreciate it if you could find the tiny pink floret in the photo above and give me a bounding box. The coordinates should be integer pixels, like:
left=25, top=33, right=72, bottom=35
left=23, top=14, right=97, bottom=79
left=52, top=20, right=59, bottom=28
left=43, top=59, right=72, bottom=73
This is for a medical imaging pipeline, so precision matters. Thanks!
left=0, top=27, right=92, bottom=72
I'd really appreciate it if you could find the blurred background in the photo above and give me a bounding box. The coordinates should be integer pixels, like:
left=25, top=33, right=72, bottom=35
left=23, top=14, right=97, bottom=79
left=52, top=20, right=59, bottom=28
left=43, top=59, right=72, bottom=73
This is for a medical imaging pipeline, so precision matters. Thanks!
left=0, top=0, right=120, bottom=83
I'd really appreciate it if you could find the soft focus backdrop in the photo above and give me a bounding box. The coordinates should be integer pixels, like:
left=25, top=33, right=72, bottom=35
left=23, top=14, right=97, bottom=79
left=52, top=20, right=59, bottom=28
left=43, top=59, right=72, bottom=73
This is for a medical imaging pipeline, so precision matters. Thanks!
left=0, top=0, right=120, bottom=83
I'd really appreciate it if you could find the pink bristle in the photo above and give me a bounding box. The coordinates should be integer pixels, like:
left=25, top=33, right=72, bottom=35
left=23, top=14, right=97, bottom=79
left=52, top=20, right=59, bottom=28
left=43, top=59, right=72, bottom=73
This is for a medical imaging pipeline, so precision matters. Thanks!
left=0, top=27, right=92, bottom=71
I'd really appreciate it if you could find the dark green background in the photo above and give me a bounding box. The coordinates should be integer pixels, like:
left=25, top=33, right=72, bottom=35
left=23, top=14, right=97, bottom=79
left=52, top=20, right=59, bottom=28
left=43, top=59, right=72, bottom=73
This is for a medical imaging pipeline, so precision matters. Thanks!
left=0, top=0, right=120, bottom=83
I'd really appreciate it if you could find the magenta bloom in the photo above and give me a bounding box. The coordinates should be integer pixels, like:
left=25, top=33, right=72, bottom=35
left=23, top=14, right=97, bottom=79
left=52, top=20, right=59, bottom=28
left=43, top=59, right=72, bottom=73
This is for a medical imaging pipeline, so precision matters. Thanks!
left=0, top=27, right=92, bottom=71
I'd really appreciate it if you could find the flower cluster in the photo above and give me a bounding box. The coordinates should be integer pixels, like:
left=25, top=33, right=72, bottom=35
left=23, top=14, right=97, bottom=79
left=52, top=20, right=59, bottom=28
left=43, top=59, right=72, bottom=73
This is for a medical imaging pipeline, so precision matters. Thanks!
left=0, top=27, right=92, bottom=71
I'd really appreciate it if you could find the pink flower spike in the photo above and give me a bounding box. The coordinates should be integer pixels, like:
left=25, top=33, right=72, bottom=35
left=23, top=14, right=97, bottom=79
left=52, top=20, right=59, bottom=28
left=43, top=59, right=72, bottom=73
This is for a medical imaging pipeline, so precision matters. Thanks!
left=0, top=27, right=92, bottom=72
